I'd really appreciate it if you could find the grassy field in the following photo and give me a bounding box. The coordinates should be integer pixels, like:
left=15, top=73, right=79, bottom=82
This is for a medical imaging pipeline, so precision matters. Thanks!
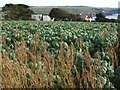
left=30, top=6, right=116, bottom=14
left=1, top=21, right=119, bottom=88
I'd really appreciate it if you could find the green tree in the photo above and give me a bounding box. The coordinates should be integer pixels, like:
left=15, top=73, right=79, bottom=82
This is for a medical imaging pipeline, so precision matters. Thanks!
left=49, top=8, right=71, bottom=21
left=2, top=4, right=34, bottom=20
left=95, top=13, right=106, bottom=22
left=49, top=8, right=81, bottom=21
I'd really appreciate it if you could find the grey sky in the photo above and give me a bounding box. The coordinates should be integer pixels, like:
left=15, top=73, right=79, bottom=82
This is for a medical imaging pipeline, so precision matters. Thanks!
left=0, top=0, right=119, bottom=8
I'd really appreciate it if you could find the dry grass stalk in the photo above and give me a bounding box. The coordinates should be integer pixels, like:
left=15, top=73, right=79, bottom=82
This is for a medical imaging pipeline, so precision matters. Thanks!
left=2, top=31, right=115, bottom=88
left=108, top=47, right=118, bottom=69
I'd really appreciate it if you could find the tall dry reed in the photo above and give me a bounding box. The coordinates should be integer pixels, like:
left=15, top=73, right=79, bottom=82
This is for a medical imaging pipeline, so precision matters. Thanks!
left=1, top=30, right=117, bottom=88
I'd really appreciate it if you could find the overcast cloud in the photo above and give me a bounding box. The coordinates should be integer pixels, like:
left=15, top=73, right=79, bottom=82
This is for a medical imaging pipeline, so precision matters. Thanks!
left=0, top=0, right=119, bottom=8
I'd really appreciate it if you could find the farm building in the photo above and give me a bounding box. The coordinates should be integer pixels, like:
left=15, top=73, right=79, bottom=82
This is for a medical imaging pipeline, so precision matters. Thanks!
left=42, top=14, right=51, bottom=21
left=80, top=14, right=93, bottom=22
left=31, top=14, right=42, bottom=21
left=31, top=14, right=53, bottom=21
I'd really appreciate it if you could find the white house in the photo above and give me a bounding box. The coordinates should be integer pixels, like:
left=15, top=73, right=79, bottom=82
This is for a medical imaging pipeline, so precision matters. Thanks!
left=80, top=14, right=93, bottom=22
left=31, top=14, right=54, bottom=21
left=43, top=14, right=51, bottom=21
left=85, top=15, right=92, bottom=22
left=31, top=14, right=42, bottom=21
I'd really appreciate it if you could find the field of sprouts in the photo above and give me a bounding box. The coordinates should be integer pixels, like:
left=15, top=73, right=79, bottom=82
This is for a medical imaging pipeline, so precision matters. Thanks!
left=1, top=21, right=119, bottom=88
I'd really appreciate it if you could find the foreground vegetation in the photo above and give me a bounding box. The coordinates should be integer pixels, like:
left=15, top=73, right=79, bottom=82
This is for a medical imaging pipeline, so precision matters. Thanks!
left=1, top=21, right=119, bottom=88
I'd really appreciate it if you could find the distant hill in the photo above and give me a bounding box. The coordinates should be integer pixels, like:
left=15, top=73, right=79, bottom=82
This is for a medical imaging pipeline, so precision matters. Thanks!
left=107, top=9, right=118, bottom=15
left=30, top=6, right=117, bottom=15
